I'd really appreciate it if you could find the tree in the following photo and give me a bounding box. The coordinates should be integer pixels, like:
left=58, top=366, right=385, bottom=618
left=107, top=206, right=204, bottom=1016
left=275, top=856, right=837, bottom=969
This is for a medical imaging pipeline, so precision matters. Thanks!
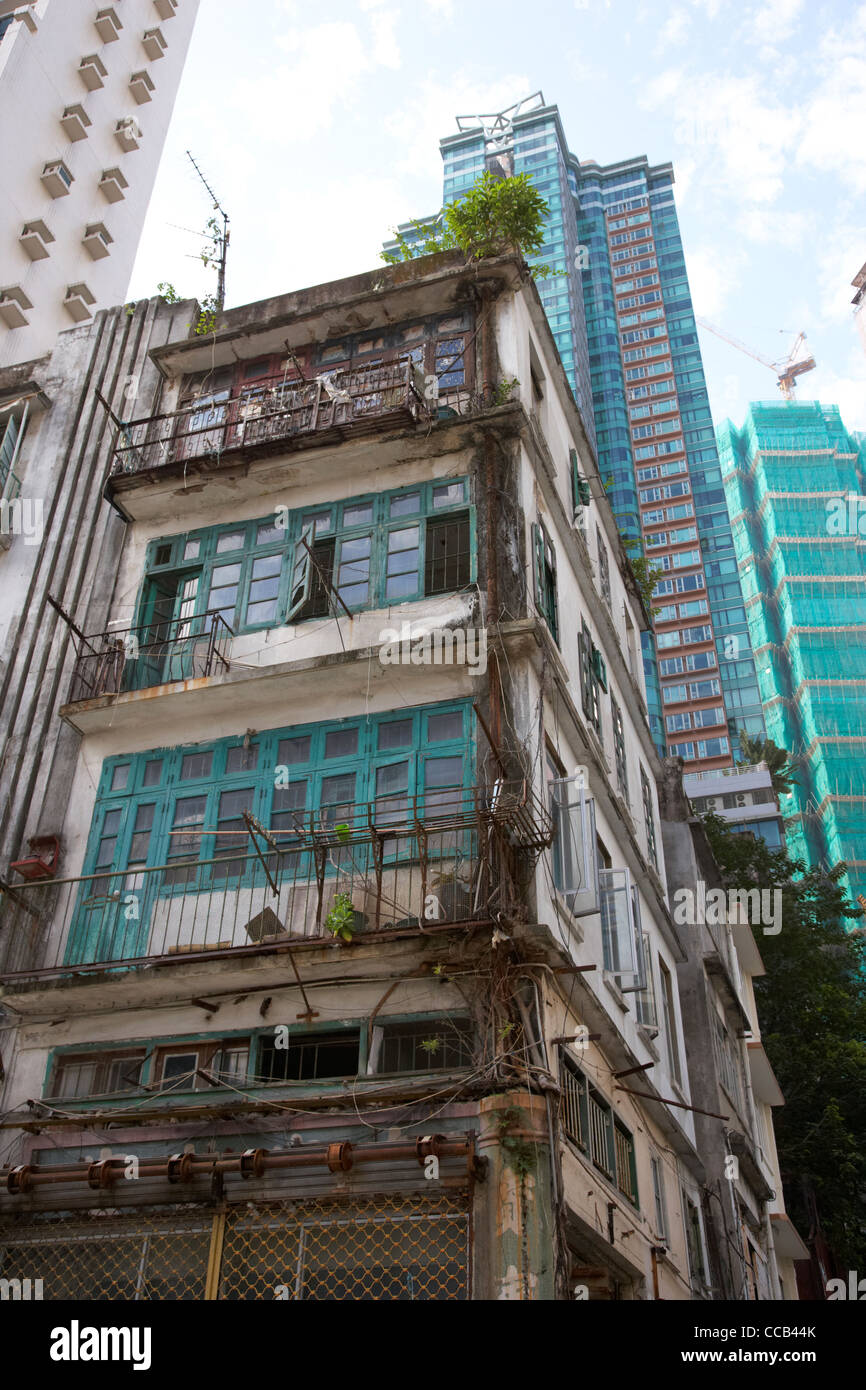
left=382, top=172, right=553, bottom=274
left=738, top=730, right=800, bottom=795
left=702, top=812, right=866, bottom=1271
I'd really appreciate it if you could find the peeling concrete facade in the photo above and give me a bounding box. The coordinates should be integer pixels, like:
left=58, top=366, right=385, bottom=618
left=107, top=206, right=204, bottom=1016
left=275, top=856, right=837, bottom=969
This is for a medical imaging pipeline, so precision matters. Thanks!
left=0, top=250, right=799, bottom=1299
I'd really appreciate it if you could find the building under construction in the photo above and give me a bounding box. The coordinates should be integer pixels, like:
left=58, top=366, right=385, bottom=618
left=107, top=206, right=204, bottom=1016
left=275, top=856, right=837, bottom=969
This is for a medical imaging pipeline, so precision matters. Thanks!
left=717, top=401, right=866, bottom=904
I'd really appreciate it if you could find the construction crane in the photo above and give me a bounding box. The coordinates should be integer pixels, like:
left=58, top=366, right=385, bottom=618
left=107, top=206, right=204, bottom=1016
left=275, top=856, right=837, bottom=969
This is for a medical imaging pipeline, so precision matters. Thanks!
left=697, top=320, right=816, bottom=400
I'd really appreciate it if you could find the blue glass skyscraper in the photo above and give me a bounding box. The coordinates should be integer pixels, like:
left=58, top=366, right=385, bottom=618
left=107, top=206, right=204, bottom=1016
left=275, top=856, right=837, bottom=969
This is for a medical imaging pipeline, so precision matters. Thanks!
left=386, top=94, right=766, bottom=769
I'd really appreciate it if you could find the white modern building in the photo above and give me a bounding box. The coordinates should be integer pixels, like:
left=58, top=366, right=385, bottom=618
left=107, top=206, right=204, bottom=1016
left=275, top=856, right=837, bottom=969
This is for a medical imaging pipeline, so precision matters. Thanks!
left=684, top=762, right=784, bottom=850
left=0, top=0, right=199, bottom=367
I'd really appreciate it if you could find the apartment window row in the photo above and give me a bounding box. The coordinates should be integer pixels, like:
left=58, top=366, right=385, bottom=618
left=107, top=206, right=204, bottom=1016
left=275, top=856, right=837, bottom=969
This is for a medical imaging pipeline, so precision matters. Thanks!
left=645, top=524, right=697, bottom=548
left=625, top=357, right=671, bottom=377
left=666, top=706, right=726, bottom=733
left=656, top=548, right=701, bottom=572
left=614, top=274, right=659, bottom=294
left=659, top=650, right=716, bottom=677
left=669, top=736, right=730, bottom=761
left=642, top=506, right=694, bottom=530
left=613, top=253, right=657, bottom=272
left=621, top=325, right=667, bottom=345
left=633, top=418, right=682, bottom=443
left=629, top=379, right=676, bottom=401
left=656, top=598, right=709, bottom=623
left=559, top=1054, right=639, bottom=1204
left=653, top=572, right=704, bottom=597
left=44, top=1016, right=474, bottom=1101
left=630, top=398, right=678, bottom=423
left=609, top=228, right=653, bottom=247
left=656, top=623, right=713, bottom=650
left=617, top=291, right=662, bottom=310
left=83, top=701, right=472, bottom=886
left=640, top=478, right=689, bottom=503
left=634, top=440, right=684, bottom=461
left=712, top=1012, right=743, bottom=1107
left=139, top=478, right=472, bottom=638
left=662, top=678, right=721, bottom=704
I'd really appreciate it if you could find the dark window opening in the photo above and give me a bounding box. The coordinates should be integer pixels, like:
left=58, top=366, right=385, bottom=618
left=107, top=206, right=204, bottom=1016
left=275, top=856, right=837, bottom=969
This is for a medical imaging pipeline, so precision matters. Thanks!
left=425, top=511, right=471, bottom=594
left=297, top=539, right=336, bottom=619
left=374, top=1019, right=473, bottom=1072
left=257, top=1030, right=361, bottom=1082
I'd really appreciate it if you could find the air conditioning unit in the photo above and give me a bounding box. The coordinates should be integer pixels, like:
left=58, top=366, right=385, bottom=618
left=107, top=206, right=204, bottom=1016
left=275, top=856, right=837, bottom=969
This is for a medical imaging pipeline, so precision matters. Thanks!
left=141, top=26, right=167, bottom=59
left=129, top=69, right=155, bottom=104
left=41, top=159, right=74, bottom=198
left=115, top=117, right=142, bottom=153
left=99, top=166, right=128, bottom=203
left=64, top=282, right=96, bottom=323
left=60, top=103, right=92, bottom=142
left=20, top=220, right=55, bottom=261
left=0, top=287, right=33, bottom=330
left=94, top=7, right=122, bottom=43
left=153, top=0, right=179, bottom=18
left=83, top=223, right=113, bottom=260
left=79, top=53, right=108, bottom=90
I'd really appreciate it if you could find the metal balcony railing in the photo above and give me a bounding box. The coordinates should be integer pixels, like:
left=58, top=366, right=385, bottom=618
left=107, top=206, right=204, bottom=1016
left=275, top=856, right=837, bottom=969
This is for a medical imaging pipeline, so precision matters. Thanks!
left=66, top=611, right=233, bottom=704
left=111, top=362, right=432, bottom=479
left=0, top=783, right=552, bottom=981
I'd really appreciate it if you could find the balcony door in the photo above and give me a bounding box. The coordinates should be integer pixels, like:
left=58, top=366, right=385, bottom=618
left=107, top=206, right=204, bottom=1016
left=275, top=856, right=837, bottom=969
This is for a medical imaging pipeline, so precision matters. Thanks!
left=134, top=570, right=203, bottom=689
left=66, top=799, right=161, bottom=965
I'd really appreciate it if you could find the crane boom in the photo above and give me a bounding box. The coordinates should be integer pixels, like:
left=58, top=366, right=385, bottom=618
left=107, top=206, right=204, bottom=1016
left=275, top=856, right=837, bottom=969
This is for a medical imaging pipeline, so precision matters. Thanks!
left=696, top=319, right=816, bottom=400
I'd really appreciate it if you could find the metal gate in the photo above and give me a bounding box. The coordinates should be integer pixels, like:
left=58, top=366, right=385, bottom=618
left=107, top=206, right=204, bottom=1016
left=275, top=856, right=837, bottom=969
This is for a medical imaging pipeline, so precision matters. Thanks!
left=0, top=1192, right=469, bottom=1301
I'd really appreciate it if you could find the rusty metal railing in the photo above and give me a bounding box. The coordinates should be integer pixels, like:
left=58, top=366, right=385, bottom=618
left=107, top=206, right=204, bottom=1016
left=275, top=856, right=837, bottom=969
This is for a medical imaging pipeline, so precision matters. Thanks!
left=111, top=362, right=430, bottom=478
left=0, top=784, right=552, bottom=982
left=65, top=611, right=233, bottom=704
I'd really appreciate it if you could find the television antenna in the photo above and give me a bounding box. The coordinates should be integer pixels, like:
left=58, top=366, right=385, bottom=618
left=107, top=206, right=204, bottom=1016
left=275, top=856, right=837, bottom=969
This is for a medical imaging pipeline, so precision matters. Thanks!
left=186, top=150, right=230, bottom=310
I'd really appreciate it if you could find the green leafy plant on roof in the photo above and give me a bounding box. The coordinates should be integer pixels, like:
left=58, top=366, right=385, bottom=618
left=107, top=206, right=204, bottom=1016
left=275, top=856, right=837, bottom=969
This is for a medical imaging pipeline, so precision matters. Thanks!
left=382, top=171, right=556, bottom=279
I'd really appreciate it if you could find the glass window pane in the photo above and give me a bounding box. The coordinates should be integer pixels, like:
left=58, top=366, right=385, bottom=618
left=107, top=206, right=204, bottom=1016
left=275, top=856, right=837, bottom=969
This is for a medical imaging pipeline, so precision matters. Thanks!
left=252, top=553, right=282, bottom=579
left=277, top=736, right=311, bottom=765
left=425, top=755, right=461, bottom=788
left=110, top=765, right=129, bottom=792
left=378, top=719, right=412, bottom=750
left=226, top=745, right=259, bottom=773
left=143, top=759, right=162, bottom=787
left=432, top=482, right=466, bottom=508
left=256, top=522, right=283, bottom=545
left=376, top=761, right=409, bottom=796
left=385, top=573, right=416, bottom=599
left=324, top=728, right=358, bottom=759
left=340, top=536, right=371, bottom=562
left=302, top=510, right=332, bottom=537
left=183, top=540, right=201, bottom=561
left=390, top=492, right=420, bottom=517
left=181, top=751, right=213, bottom=780
left=216, top=531, right=245, bottom=554
left=427, top=711, right=462, bottom=742
left=343, top=501, right=373, bottom=527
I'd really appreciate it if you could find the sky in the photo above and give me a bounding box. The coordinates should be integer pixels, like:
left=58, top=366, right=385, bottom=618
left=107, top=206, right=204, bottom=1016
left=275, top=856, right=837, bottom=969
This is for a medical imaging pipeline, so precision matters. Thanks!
left=128, top=0, right=866, bottom=433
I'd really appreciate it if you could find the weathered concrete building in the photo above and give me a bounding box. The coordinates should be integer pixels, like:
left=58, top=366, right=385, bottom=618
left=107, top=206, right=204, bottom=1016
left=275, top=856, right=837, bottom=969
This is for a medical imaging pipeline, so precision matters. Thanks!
left=0, top=249, right=799, bottom=1299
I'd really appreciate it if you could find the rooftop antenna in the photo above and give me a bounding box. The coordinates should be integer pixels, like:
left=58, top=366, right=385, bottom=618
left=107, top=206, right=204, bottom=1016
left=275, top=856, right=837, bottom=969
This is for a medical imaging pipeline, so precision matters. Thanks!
left=186, top=149, right=230, bottom=311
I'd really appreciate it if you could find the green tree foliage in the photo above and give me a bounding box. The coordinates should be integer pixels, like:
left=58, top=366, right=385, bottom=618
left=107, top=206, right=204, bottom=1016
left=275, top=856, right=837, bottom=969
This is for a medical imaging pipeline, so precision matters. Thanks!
left=738, top=730, right=800, bottom=795
left=382, top=172, right=554, bottom=276
left=702, top=813, right=866, bottom=1269
left=621, top=535, right=664, bottom=617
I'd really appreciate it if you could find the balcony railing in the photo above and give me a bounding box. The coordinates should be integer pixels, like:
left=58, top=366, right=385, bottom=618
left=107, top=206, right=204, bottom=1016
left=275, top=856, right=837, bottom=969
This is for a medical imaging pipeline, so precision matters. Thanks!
left=111, top=362, right=433, bottom=480
left=0, top=784, right=552, bottom=981
left=65, top=611, right=233, bottom=704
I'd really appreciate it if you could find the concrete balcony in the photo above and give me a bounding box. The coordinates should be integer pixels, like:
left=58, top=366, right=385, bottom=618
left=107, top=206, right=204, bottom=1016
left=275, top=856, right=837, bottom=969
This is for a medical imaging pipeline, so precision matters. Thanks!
left=108, top=361, right=433, bottom=496
left=0, top=784, right=551, bottom=985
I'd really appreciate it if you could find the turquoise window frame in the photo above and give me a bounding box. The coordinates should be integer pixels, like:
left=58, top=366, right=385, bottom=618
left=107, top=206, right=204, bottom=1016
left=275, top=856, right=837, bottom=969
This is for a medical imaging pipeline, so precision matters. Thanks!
left=78, top=700, right=475, bottom=898
left=136, top=477, right=475, bottom=639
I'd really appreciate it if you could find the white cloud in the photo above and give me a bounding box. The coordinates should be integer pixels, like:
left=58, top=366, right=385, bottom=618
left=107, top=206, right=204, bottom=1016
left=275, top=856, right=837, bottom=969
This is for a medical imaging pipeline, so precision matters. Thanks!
left=747, top=0, right=805, bottom=43
left=654, top=8, right=692, bottom=53
left=795, top=8, right=866, bottom=193
left=370, top=9, right=401, bottom=68
left=424, top=0, right=455, bottom=19
left=737, top=208, right=812, bottom=248
left=685, top=244, right=747, bottom=317
left=645, top=71, right=800, bottom=204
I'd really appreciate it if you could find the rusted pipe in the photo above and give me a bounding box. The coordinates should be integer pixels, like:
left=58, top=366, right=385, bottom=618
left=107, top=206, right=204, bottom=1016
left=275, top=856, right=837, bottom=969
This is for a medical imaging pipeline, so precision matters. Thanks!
left=3, top=1134, right=479, bottom=1196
